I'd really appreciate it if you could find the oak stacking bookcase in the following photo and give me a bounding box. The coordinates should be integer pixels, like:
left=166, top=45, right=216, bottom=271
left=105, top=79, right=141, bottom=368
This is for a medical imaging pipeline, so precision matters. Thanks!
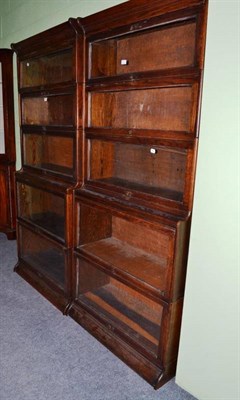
left=12, top=0, right=208, bottom=389
left=11, top=19, right=85, bottom=312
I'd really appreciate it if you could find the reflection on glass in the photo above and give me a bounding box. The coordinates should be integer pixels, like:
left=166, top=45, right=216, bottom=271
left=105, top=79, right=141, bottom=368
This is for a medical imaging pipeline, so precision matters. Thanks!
left=20, top=225, right=65, bottom=288
left=76, top=258, right=162, bottom=356
left=89, top=140, right=187, bottom=202
left=0, top=62, right=5, bottom=154
left=17, top=183, right=65, bottom=240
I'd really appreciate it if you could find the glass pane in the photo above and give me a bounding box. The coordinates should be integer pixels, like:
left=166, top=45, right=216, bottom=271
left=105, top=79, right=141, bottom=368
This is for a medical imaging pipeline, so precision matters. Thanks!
left=91, top=21, right=196, bottom=78
left=23, top=133, right=74, bottom=177
left=17, top=183, right=65, bottom=239
left=20, top=49, right=73, bottom=88
left=22, top=94, right=74, bottom=126
left=90, top=87, right=193, bottom=132
left=77, top=203, right=172, bottom=295
left=89, top=140, right=187, bottom=202
left=19, top=225, right=65, bottom=288
left=76, top=258, right=162, bottom=356
left=0, top=63, right=5, bottom=154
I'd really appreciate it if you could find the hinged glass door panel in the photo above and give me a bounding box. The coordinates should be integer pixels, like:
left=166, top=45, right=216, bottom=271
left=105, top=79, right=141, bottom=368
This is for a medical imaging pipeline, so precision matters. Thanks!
left=90, top=87, right=193, bottom=132
left=20, top=49, right=73, bottom=88
left=90, top=20, right=196, bottom=78
left=17, top=183, right=65, bottom=240
left=22, top=94, right=74, bottom=126
left=76, top=257, right=162, bottom=356
left=89, top=140, right=187, bottom=202
left=19, top=225, right=65, bottom=288
left=23, top=133, right=74, bottom=177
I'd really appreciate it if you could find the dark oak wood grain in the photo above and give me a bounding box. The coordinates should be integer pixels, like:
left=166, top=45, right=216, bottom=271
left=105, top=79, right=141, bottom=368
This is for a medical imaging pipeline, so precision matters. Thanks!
left=71, top=0, right=208, bottom=389
left=11, top=0, right=208, bottom=389
left=12, top=20, right=84, bottom=313
left=0, top=49, right=16, bottom=239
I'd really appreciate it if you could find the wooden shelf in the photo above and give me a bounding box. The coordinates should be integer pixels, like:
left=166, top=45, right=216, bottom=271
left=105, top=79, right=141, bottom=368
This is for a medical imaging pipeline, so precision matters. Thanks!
left=81, top=236, right=167, bottom=293
left=19, top=81, right=76, bottom=96
left=22, top=125, right=75, bottom=135
left=86, top=127, right=196, bottom=145
left=75, top=201, right=174, bottom=298
left=25, top=163, right=73, bottom=178
left=89, top=178, right=184, bottom=203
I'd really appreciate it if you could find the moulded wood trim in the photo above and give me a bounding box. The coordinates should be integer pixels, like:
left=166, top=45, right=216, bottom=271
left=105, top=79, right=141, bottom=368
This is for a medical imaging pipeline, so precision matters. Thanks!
left=16, top=218, right=72, bottom=253
left=75, top=249, right=169, bottom=305
left=21, top=125, right=75, bottom=136
left=15, top=170, right=74, bottom=194
left=87, top=67, right=201, bottom=88
left=85, top=128, right=196, bottom=147
left=17, top=216, right=65, bottom=246
left=83, top=180, right=189, bottom=217
left=81, top=0, right=207, bottom=37
left=74, top=189, right=189, bottom=225
left=86, top=77, right=200, bottom=93
left=19, top=81, right=76, bottom=96
left=11, top=20, right=78, bottom=58
left=20, top=85, right=75, bottom=97
left=15, top=260, right=71, bottom=313
left=68, top=303, right=167, bottom=387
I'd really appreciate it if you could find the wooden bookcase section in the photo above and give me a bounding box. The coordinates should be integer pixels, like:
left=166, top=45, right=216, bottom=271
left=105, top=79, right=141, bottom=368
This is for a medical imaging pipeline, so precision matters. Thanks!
left=12, top=0, right=208, bottom=390
left=12, top=19, right=84, bottom=312
left=71, top=0, right=208, bottom=389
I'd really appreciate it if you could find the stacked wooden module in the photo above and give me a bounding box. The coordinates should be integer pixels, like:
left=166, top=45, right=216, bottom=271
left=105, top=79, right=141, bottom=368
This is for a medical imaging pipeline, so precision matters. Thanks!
left=12, top=0, right=208, bottom=390
left=11, top=20, right=84, bottom=312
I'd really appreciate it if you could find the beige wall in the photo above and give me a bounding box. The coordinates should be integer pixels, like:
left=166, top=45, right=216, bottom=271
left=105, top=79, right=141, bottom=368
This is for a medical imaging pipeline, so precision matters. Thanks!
left=176, top=1, right=239, bottom=399
left=0, top=1, right=239, bottom=399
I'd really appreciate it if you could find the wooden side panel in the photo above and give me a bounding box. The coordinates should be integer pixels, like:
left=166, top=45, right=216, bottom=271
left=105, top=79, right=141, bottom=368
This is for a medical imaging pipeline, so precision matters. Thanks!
left=0, top=50, right=16, bottom=239
left=159, top=299, right=184, bottom=368
left=90, top=139, right=115, bottom=180
left=78, top=203, right=112, bottom=245
left=0, top=166, right=9, bottom=227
